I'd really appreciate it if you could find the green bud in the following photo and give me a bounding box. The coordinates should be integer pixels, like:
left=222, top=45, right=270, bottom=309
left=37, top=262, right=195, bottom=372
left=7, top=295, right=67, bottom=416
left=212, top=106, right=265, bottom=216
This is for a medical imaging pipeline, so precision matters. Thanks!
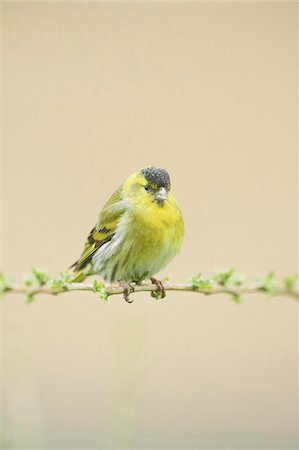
left=31, top=267, right=50, bottom=286
left=25, top=293, right=36, bottom=304
left=92, top=279, right=108, bottom=301
left=0, top=273, right=12, bottom=297
left=256, top=272, right=276, bottom=296
left=152, top=289, right=163, bottom=300
left=99, top=290, right=109, bottom=302
left=59, top=270, right=74, bottom=283
left=231, top=293, right=242, bottom=304
left=23, top=273, right=35, bottom=286
left=191, top=274, right=213, bottom=291
left=283, top=273, right=299, bottom=291
left=92, top=279, right=105, bottom=293
left=50, top=278, right=68, bottom=294
left=213, top=268, right=235, bottom=286
left=230, top=272, right=245, bottom=286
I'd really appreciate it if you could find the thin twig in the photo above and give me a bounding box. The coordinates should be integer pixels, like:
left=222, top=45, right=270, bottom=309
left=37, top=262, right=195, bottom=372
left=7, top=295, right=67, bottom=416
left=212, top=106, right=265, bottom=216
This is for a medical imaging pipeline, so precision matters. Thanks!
left=4, top=281, right=299, bottom=301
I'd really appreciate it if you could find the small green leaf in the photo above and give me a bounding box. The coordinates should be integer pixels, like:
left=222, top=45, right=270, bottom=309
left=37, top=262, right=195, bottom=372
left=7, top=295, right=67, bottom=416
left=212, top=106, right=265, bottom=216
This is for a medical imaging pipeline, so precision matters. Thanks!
left=283, top=273, right=299, bottom=291
left=92, top=279, right=105, bottom=293
left=92, top=279, right=108, bottom=301
left=191, top=274, right=213, bottom=291
left=99, top=290, right=109, bottom=302
left=213, top=268, right=235, bottom=286
left=152, top=289, right=163, bottom=300
left=230, top=272, right=245, bottom=287
left=0, top=273, right=6, bottom=294
left=60, top=270, right=74, bottom=283
left=50, top=278, right=68, bottom=294
left=162, top=276, right=169, bottom=282
left=23, top=273, right=35, bottom=286
left=191, top=273, right=202, bottom=288
left=0, top=273, right=12, bottom=297
left=49, top=271, right=72, bottom=294
left=31, top=267, right=50, bottom=286
left=25, top=293, right=36, bottom=304
left=256, top=271, right=276, bottom=296
left=231, top=293, right=242, bottom=304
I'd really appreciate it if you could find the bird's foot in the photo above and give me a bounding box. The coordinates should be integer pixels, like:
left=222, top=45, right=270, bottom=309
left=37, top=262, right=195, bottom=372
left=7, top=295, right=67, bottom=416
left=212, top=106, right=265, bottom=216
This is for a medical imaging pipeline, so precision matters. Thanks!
left=120, top=282, right=135, bottom=303
left=150, top=277, right=166, bottom=299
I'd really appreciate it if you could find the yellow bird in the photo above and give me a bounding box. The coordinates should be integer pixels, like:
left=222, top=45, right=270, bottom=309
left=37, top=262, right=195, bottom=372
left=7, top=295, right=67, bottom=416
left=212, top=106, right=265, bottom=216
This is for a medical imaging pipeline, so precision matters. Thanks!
left=70, top=167, right=184, bottom=301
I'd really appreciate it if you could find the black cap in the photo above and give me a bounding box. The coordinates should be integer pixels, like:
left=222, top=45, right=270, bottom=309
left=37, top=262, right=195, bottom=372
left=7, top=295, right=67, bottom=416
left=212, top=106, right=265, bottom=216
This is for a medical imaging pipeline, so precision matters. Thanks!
left=141, top=167, right=171, bottom=189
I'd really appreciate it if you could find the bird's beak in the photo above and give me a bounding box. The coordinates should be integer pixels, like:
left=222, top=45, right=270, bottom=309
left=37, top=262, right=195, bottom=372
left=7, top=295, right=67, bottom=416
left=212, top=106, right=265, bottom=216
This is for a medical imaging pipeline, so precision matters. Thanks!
left=155, top=187, right=168, bottom=201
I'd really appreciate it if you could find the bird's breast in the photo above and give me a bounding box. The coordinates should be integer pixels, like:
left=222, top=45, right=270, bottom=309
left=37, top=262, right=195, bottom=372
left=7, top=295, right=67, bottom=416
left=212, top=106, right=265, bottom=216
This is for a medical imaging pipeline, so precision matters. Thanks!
left=128, top=198, right=184, bottom=253
left=92, top=198, right=183, bottom=282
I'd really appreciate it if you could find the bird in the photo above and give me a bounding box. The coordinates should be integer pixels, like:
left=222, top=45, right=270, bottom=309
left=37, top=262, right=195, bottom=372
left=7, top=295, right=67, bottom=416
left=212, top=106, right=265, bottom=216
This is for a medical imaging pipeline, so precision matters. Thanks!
left=70, top=166, right=184, bottom=302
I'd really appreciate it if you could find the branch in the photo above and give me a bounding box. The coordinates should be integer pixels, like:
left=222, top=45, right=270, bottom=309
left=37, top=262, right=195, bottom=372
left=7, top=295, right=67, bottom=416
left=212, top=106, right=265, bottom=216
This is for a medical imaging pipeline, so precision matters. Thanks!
left=0, top=268, right=298, bottom=303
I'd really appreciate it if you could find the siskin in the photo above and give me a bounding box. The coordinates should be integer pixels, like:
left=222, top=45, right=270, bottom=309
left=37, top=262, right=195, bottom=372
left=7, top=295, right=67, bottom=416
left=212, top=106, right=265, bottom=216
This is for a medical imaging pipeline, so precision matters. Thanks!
left=70, top=167, right=184, bottom=301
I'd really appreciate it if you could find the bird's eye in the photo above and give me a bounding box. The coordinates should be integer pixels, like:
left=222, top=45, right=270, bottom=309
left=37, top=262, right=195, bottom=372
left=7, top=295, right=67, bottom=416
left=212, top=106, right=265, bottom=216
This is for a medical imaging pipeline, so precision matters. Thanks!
left=144, top=185, right=150, bottom=192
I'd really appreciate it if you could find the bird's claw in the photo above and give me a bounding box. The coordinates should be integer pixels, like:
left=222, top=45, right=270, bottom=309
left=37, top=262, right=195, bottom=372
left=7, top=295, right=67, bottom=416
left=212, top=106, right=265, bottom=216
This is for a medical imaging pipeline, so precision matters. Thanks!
left=120, top=282, right=135, bottom=303
left=150, top=277, right=166, bottom=299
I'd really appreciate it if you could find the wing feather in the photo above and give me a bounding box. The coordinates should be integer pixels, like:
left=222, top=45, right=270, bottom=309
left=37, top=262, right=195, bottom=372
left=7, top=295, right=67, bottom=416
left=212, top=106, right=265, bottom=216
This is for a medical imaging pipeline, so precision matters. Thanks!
left=70, top=187, right=127, bottom=278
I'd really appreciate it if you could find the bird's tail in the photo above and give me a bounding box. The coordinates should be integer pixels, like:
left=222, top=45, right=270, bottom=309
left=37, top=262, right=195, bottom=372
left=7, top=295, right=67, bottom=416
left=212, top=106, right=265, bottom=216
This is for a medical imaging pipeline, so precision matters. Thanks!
left=68, top=261, right=93, bottom=283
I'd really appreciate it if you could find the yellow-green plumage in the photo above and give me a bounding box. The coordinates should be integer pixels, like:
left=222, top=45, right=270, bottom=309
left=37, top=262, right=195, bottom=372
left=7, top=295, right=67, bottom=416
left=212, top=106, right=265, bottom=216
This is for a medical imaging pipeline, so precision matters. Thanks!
left=71, top=167, right=184, bottom=283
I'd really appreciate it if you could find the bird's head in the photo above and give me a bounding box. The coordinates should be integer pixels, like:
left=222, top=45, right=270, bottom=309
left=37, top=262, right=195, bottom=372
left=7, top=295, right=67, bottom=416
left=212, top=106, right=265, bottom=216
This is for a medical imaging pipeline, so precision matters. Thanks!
left=124, top=166, right=171, bottom=206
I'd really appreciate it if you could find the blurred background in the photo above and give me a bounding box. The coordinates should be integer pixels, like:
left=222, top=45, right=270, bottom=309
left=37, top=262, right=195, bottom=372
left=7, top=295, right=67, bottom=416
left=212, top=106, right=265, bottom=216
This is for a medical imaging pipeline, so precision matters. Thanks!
left=1, top=2, right=297, bottom=449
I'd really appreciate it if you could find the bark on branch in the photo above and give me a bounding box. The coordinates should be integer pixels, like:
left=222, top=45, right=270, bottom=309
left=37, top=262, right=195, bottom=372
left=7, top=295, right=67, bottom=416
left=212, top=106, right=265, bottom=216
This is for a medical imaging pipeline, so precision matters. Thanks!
left=2, top=274, right=298, bottom=303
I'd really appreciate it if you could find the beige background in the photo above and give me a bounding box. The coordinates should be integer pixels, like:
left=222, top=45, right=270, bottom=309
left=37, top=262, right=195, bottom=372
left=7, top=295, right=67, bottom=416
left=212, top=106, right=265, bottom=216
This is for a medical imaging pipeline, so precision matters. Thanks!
left=1, top=2, right=298, bottom=449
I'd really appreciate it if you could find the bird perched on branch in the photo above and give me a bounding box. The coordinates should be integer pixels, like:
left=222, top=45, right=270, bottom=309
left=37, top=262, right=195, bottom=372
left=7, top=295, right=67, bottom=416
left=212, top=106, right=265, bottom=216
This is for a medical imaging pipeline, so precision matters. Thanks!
left=70, top=166, right=184, bottom=302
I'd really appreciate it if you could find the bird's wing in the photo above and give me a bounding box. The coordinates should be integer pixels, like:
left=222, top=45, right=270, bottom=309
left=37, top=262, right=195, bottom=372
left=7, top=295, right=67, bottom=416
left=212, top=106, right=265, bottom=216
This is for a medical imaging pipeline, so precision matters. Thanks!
left=70, top=187, right=127, bottom=276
